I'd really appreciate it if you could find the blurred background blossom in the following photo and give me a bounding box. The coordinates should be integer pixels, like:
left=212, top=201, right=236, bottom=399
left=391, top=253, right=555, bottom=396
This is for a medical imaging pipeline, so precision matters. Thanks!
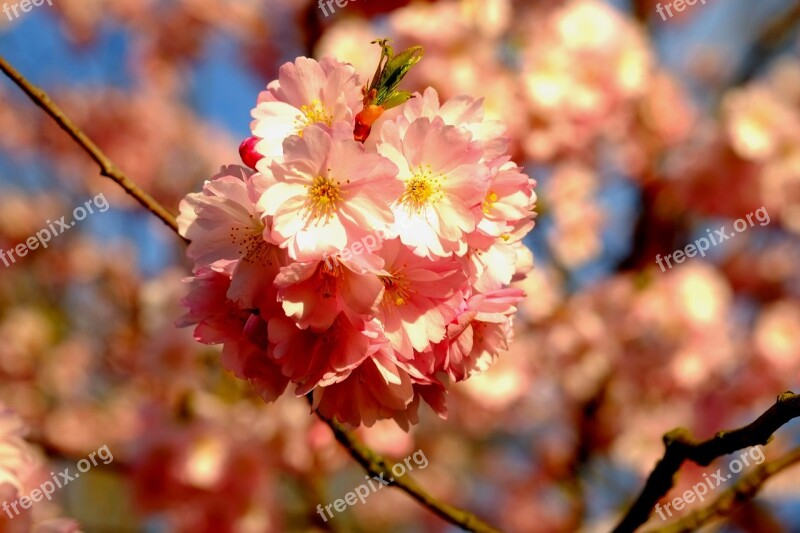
left=2, top=0, right=800, bottom=531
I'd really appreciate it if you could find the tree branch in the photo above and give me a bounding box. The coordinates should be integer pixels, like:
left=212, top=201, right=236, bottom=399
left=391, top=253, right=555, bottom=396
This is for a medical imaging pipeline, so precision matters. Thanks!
left=0, top=54, right=502, bottom=533
left=0, top=55, right=184, bottom=238
left=645, top=445, right=800, bottom=533
left=312, top=403, right=502, bottom=533
left=614, top=391, right=800, bottom=532
left=732, top=0, right=800, bottom=86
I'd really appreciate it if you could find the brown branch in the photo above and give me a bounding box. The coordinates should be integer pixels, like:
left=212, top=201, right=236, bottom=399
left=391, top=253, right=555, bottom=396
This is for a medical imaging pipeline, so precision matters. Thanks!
left=0, top=55, right=184, bottom=238
left=313, top=405, right=503, bottom=533
left=734, top=0, right=800, bottom=85
left=0, top=54, right=501, bottom=533
left=613, top=391, right=800, bottom=532
left=646, top=446, right=800, bottom=533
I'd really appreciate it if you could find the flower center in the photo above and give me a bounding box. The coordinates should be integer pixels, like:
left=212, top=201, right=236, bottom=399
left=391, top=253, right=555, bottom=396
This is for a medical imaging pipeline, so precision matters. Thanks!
left=306, top=175, right=344, bottom=222
left=231, top=216, right=272, bottom=264
left=380, top=275, right=412, bottom=306
left=319, top=258, right=342, bottom=298
left=400, top=164, right=444, bottom=212
left=295, top=100, right=333, bottom=136
left=483, top=191, right=499, bottom=214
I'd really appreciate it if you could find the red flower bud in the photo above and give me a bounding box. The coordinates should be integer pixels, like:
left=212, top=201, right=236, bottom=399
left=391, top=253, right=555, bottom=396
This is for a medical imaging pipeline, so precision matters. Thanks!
left=239, top=136, right=264, bottom=169
left=354, top=105, right=385, bottom=143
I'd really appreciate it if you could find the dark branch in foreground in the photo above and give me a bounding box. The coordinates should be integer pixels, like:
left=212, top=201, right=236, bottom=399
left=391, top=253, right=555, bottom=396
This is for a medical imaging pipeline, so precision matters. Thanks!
left=0, top=54, right=502, bottom=533
left=614, top=391, right=800, bottom=532
left=647, top=445, right=800, bottom=533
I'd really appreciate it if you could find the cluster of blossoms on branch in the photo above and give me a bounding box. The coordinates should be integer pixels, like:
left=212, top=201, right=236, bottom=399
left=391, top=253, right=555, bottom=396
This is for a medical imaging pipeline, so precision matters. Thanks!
left=177, top=46, right=536, bottom=428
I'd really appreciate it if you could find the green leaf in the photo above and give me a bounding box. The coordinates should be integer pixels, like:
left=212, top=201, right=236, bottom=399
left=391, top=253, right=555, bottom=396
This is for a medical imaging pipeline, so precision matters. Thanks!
left=375, top=46, right=424, bottom=104
left=381, top=90, right=415, bottom=110
left=368, top=39, right=393, bottom=90
left=362, top=40, right=424, bottom=108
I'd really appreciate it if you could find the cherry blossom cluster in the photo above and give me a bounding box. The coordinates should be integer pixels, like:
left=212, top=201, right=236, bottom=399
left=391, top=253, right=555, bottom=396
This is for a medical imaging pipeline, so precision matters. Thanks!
left=178, top=55, right=536, bottom=428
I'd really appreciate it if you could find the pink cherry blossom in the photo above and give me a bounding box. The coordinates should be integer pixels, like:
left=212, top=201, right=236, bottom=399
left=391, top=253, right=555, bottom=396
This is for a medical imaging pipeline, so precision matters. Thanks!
left=477, top=159, right=537, bottom=238
left=435, top=288, right=525, bottom=381
left=378, top=117, right=491, bottom=258
left=465, top=236, right=521, bottom=293
left=177, top=165, right=264, bottom=273
left=401, top=87, right=510, bottom=162
left=312, top=342, right=447, bottom=429
left=267, top=312, right=373, bottom=395
left=258, top=123, right=402, bottom=261
left=372, top=239, right=466, bottom=357
left=179, top=268, right=289, bottom=402
left=274, top=256, right=384, bottom=331
left=177, top=165, right=287, bottom=316
left=177, top=45, right=536, bottom=429
left=250, top=57, right=363, bottom=164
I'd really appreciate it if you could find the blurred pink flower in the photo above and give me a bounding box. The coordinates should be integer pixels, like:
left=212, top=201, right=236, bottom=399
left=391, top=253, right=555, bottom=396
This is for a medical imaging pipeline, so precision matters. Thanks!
left=131, top=421, right=275, bottom=532
left=0, top=405, right=30, bottom=494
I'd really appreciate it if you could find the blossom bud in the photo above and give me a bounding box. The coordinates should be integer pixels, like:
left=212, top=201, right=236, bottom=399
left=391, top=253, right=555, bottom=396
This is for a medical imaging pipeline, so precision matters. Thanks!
left=239, top=136, right=264, bottom=169
left=354, top=105, right=384, bottom=142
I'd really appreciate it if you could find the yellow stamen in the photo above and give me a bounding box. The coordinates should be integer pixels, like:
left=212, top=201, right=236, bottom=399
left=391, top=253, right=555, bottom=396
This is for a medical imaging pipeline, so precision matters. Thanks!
left=230, top=218, right=275, bottom=265
left=483, top=190, right=499, bottom=214
left=381, top=275, right=412, bottom=307
left=400, top=164, right=445, bottom=212
left=305, top=175, right=344, bottom=221
left=295, top=99, right=334, bottom=136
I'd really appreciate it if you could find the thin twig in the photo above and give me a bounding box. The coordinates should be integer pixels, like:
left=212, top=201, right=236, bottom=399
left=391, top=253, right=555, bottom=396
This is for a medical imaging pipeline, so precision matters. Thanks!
left=733, top=0, right=800, bottom=85
left=0, top=55, right=502, bottom=533
left=313, top=403, right=503, bottom=533
left=0, top=55, right=183, bottom=238
left=646, top=446, right=800, bottom=533
left=614, top=391, right=800, bottom=532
